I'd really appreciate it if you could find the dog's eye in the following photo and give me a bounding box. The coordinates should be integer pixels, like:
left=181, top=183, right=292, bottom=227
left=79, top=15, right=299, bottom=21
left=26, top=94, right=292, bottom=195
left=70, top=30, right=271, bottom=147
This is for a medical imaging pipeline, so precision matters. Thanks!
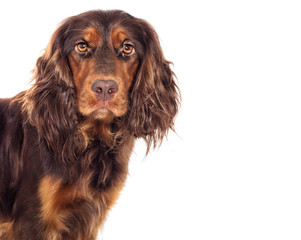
left=122, top=43, right=134, bottom=55
left=76, top=42, right=88, bottom=53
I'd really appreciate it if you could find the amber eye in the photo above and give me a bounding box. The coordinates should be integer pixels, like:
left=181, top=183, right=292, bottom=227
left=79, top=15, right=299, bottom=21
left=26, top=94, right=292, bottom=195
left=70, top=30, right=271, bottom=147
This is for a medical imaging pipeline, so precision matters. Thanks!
left=76, top=42, right=88, bottom=53
left=122, top=43, right=134, bottom=55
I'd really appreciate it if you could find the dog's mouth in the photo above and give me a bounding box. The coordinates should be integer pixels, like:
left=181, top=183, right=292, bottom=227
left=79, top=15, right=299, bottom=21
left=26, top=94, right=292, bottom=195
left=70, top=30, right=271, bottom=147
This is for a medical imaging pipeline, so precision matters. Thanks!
left=80, top=99, right=127, bottom=121
left=94, top=99, right=117, bottom=113
left=95, top=100, right=113, bottom=109
left=88, top=102, right=114, bottom=119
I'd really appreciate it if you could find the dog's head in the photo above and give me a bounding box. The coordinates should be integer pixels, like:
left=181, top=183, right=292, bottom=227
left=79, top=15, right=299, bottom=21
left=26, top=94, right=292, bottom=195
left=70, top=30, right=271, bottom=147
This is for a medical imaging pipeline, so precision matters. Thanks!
left=25, top=10, right=180, bottom=150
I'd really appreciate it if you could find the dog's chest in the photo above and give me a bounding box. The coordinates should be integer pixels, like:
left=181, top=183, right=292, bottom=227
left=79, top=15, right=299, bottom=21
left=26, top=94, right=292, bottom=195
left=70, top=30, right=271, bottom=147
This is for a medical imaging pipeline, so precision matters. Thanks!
left=38, top=138, right=134, bottom=238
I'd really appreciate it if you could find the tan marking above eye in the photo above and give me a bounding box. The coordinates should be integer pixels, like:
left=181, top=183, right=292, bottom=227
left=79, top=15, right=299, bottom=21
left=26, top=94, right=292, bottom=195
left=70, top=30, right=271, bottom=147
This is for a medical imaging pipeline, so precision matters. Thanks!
left=83, top=27, right=102, bottom=47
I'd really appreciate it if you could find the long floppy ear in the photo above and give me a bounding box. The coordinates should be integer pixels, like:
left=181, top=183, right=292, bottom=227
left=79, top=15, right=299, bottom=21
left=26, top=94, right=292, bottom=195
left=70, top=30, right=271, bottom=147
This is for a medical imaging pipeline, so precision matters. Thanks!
left=23, top=21, right=77, bottom=153
left=127, top=21, right=180, bottom=151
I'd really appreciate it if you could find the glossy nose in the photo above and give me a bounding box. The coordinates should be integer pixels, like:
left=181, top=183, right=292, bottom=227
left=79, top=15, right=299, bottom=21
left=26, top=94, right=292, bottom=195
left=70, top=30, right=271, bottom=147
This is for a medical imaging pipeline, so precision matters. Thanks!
left=91, top=80, right=119, bottom=101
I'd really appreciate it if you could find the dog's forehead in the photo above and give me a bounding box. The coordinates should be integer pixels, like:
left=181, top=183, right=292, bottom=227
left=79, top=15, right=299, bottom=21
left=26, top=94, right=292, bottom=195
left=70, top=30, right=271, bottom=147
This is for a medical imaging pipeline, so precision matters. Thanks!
left=82, top=26, right=130, bottom=47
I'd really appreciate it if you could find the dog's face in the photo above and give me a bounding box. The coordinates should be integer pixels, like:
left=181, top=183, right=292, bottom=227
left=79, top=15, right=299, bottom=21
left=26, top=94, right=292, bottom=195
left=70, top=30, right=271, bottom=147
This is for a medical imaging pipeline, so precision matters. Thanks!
left=59, top=16, right=143, bottom=120
left=67, top=26, right=140, bottom=120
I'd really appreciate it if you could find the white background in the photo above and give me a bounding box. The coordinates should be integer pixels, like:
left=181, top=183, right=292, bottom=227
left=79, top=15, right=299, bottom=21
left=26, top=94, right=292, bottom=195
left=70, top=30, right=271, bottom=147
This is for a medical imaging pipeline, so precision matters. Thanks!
left=1, top=0, right=301, bottom=239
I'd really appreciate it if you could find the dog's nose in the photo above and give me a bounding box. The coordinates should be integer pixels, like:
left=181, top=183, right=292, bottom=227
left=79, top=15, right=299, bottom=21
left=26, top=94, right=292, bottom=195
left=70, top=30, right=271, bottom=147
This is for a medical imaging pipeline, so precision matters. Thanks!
left=91, top=80, right=119, bottom=101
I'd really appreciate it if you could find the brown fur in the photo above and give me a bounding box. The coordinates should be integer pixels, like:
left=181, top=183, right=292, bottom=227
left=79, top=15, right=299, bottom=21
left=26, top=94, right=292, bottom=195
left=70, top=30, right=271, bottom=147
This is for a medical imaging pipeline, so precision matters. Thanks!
left=0, top=10, right=179, bottom=239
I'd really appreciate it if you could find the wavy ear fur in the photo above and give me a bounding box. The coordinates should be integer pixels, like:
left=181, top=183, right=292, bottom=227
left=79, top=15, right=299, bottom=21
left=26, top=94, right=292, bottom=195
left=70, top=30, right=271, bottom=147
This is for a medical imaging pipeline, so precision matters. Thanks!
left=22, top=22, right=77, bottom=155
left=126, top=20, right=180, bottom=151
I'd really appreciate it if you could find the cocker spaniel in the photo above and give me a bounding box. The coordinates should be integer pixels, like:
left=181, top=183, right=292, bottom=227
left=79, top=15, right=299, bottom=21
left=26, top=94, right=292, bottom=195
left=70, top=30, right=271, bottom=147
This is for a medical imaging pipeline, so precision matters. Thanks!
left=0, top=10, right=179, bottom=239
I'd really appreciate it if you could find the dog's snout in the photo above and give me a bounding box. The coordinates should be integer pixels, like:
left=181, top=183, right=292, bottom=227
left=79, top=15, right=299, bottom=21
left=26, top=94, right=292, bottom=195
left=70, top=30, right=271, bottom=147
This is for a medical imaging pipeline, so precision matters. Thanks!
left=91, top=80, right=119, bottom=101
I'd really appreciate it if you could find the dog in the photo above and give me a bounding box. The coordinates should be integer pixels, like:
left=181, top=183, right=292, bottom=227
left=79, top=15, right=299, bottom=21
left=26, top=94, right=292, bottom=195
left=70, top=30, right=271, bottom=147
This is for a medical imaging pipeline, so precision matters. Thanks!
left=0, top=10, right=179, bottom=239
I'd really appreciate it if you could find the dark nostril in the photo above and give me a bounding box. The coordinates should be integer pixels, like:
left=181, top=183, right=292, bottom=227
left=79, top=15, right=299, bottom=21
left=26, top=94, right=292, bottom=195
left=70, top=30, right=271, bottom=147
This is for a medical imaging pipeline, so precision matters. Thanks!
left=91, top=80, right=119, bottom=101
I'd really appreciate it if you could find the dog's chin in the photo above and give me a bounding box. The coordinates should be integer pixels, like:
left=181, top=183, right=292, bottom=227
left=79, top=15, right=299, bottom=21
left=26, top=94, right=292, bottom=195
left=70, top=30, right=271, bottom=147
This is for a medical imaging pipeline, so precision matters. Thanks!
left=84, top=108, right=114, bottom=122
left=78, top=100, right=128, bottom=123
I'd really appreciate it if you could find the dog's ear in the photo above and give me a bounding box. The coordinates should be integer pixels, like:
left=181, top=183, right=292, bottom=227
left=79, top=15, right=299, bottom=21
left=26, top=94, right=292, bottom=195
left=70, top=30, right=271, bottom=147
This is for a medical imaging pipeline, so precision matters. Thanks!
left=23, top=20, right=77, bottom=153
left=34, top=23, right=74, bottom=88
left=126, top=20, right=180, bottom=152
